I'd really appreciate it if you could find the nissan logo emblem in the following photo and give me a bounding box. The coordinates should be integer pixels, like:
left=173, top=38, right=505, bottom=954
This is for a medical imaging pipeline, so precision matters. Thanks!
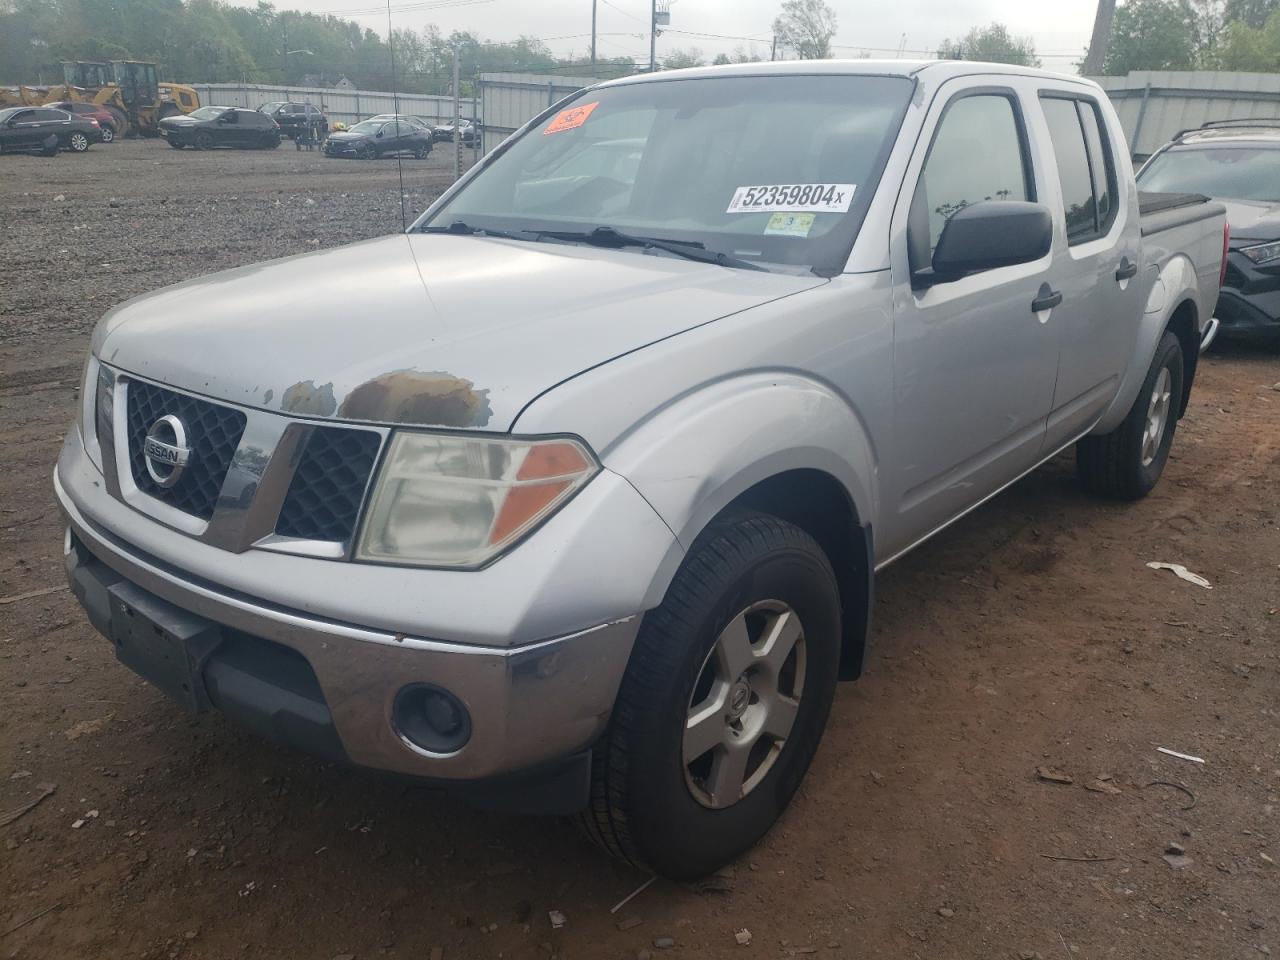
left=142, top=414, right=192, bottom=488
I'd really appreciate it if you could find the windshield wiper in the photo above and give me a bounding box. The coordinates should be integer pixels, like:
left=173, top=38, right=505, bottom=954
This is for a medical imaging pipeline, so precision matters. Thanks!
left=538, top=225, right=768, bottom=271
left=420, top=220, right=541, bottom=242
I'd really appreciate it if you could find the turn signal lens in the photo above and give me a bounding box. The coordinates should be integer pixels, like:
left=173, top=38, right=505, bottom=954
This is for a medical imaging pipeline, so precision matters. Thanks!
left=356, top=433, right=598, bottom=568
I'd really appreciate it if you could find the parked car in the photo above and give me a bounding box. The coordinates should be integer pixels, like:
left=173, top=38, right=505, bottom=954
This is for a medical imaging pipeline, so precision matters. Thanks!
left=257, top=101, right=328, bottom=140
left=158, top=106, right=281, bottom=150
left=1138, top=119, right=1280, bottom=344
left=323, top=117, right=432, bottom=159
left=0, top=106, right=103, bottom=155
left=57, top=61, right=1226, bottom=880
left=432, top=116, right=476, bottom=143
left=45, top=101, right=120, bottom=142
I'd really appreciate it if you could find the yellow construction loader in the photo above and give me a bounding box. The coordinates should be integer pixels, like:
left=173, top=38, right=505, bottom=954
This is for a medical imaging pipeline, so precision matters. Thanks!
left=0, top=61, right=200, bottom=137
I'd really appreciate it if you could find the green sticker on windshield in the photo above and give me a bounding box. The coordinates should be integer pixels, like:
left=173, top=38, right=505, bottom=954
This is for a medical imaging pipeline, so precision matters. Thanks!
left=763, top=212, right=815, bottom=238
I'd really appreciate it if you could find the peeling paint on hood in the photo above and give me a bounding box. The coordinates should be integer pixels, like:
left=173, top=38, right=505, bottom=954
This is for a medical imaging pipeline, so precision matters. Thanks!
left=92, top=233, right=826, bottom=431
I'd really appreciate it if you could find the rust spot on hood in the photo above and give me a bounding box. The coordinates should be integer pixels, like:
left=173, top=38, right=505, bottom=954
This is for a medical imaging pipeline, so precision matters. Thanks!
left=338, top=369, right=492, bottom=427
left=281, top=380, right=337, bottom=417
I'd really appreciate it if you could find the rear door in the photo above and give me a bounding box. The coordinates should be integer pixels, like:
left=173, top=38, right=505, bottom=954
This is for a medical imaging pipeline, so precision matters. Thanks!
left=1035, top=93, right=1141, bottom=448
left=885, top=82, right=1062, bottom=555
left=34, top=108, right=70, bottom=147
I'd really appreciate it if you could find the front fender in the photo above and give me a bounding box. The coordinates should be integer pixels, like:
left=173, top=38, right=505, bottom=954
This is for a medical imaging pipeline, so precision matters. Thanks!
left=1092, top=254, right=1200, bottom=435
left=602, top=372, right=877, bottom=604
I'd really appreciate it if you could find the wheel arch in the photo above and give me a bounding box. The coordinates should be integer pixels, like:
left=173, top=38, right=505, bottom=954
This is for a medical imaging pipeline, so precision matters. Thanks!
left=726, top=469, right=874, bottom=680
left=606, top=372, right=880, bottom=679
left=1163, top=297, right=1199, bottom=417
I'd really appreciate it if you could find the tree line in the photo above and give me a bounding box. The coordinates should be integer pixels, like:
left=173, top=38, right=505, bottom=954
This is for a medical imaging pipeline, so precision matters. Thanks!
left=0, top=0, right=637, bottom=92
left=3, top=0, right=1279, bottom=95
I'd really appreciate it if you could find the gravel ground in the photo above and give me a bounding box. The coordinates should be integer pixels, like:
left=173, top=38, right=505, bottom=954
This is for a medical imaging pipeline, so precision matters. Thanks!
left=1, top=139, right=1278, bottom=960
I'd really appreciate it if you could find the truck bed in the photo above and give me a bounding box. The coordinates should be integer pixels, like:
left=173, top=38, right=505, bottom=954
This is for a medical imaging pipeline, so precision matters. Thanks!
left=1138, top=191, right=1221, bottom=237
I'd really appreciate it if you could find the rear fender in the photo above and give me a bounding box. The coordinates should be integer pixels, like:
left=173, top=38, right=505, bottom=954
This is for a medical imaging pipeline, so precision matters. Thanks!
left=1092, top=255, right=1201, bottom=435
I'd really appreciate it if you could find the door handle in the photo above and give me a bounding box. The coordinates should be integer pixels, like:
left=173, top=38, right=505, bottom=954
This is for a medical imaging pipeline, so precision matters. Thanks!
left=1031, top=284, right=1063, bottom=313
left=1115, top=257, right=1138, bottom=281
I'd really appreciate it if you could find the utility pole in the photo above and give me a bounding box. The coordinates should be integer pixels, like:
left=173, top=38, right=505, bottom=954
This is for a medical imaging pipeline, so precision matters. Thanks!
left=590, top=0, right=597, bottom=70
left=770, top=35, right=777, bottom=61
left=452, top=46, right=461, bottom=182
left=1082, top=0, right=1116, bottom=76
left=649, top=0, right=657, bottom=72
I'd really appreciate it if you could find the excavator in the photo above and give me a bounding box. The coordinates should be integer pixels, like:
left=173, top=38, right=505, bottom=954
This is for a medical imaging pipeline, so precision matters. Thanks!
left=0, top=61, right=200, bottom=137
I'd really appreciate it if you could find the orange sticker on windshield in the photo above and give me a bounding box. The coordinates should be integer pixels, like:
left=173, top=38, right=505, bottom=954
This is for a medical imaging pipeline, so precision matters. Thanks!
left=544, top=101, right=599, bottom=134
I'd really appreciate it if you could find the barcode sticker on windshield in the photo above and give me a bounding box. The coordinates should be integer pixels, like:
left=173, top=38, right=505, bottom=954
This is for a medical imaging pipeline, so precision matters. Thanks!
left=726, top=183, right=856, bottom=214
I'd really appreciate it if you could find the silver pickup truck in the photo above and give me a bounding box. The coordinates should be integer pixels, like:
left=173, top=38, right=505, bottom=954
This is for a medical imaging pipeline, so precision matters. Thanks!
left=56, top=60, right=1227, bottom=878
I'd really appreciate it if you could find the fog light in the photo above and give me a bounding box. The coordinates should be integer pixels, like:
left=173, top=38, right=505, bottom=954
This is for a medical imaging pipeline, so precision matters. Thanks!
left=393, top=684, right=471, bottom=755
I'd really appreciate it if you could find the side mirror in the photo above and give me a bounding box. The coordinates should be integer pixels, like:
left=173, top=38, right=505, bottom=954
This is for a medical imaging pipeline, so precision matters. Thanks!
left=922, top=201, right=1053, bottom=285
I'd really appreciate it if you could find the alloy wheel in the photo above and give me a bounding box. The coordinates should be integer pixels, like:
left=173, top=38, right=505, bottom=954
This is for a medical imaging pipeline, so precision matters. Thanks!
left=683, top=600, right=806, bottom=809
left=1141, top=367, right=1173, bottom=467
left=70, top=133, right=89, bottom=152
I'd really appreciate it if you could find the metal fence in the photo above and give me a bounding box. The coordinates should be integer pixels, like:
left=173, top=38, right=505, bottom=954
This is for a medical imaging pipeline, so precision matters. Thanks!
left=190, top=82, right=470, bottom=127
left=478, top=72, right=600, bottom=155
left=1090, top=70, right=1280, bottom=160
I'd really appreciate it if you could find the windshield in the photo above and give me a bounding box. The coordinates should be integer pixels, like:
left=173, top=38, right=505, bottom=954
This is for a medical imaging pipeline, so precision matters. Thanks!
left=348, top=120, right=383, bottom=135
left=420, top=74, right=913, bottom=273
left=1139, top=144, right=1280, bottom=202
left=189, top=106, right=227, bottom=120
left=260, top=102, right=284, bottom=113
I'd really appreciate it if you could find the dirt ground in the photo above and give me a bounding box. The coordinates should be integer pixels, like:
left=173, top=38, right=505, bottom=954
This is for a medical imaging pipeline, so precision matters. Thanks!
left=1, top=139, right=1278, bottom=960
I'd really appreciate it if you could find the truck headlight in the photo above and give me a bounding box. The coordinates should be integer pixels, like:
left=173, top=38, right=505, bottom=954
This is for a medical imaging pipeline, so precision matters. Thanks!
left=355, top=432, right=598, bottom=568
left=1240, top=240, right=1280, bottom=265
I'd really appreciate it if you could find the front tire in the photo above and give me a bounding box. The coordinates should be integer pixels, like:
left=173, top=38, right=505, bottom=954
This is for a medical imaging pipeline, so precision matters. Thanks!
left=1077, top=330, right=1184, bottom=500
left=100, top=125, right=115, bottom=143
left=581, top=512, right=842, bottom=879
left=414, top=142, right=430, bottom=159
left=194, top=131, right=214, bottom=151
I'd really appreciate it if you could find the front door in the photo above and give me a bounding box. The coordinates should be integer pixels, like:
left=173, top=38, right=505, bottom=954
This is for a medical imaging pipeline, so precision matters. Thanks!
left=3, top=110, right=42, bottom=151
left=884, top=84, right=1062, bottom=558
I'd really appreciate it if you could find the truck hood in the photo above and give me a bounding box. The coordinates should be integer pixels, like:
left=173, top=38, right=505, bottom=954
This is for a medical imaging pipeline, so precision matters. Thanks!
left=95, top=234, right=824, bottom=431
left=1220, top=198, right=1280, bottom=243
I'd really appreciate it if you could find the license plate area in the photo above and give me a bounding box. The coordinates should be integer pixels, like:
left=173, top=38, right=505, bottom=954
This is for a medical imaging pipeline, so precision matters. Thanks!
left=109, top=582, right=222, bottom=714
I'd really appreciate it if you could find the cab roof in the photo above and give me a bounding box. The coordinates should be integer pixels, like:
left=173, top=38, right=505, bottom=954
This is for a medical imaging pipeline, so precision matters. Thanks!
left=597, top=58, right=1102, bottom=92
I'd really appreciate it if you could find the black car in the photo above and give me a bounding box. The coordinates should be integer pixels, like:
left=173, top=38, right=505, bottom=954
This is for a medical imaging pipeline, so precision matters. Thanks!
left=1138, top=120, right=1280, bottom=344
left=257, top=101, right=328, bottom=140
left=0, top=106, right=103, bottom=156
left=323, top=118, right=432, bottom=159
left=159, top=106, right=281, bottom=150
left=432, top=117, right=477, bottom=143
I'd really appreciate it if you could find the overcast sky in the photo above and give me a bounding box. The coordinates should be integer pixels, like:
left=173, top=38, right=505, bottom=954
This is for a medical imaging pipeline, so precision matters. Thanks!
left=269, top=0, right=1099, bottom=69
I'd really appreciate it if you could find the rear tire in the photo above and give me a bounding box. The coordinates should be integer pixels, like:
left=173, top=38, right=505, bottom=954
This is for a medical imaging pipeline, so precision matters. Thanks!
left=1077, top=330, right=1184, bottom=500
left=68, top=131, right=90, bottom=152
left=580, top=512, right=842, bottom=879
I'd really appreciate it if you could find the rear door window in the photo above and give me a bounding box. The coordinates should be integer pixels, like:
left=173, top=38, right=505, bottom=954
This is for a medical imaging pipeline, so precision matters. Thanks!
left=1040, top=95, right=1117, bottom=244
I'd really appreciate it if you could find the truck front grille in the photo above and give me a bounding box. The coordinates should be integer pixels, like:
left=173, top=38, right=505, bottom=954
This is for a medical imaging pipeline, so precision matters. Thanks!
left=275, top=426, right=382, bottom=543
left=125, top=380, right=247, bottom=521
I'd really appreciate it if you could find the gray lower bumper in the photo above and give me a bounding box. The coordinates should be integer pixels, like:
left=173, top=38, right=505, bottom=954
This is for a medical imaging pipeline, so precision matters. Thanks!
left=57, top=476, right=641, bottom=783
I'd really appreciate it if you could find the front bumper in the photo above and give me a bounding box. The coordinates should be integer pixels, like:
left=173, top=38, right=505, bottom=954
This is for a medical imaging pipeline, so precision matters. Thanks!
left=1216, top=250, right=1280, bottom=341
left=54, top=424, right=673, bottom=788
left=323, top=140, right=365, bottom=157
